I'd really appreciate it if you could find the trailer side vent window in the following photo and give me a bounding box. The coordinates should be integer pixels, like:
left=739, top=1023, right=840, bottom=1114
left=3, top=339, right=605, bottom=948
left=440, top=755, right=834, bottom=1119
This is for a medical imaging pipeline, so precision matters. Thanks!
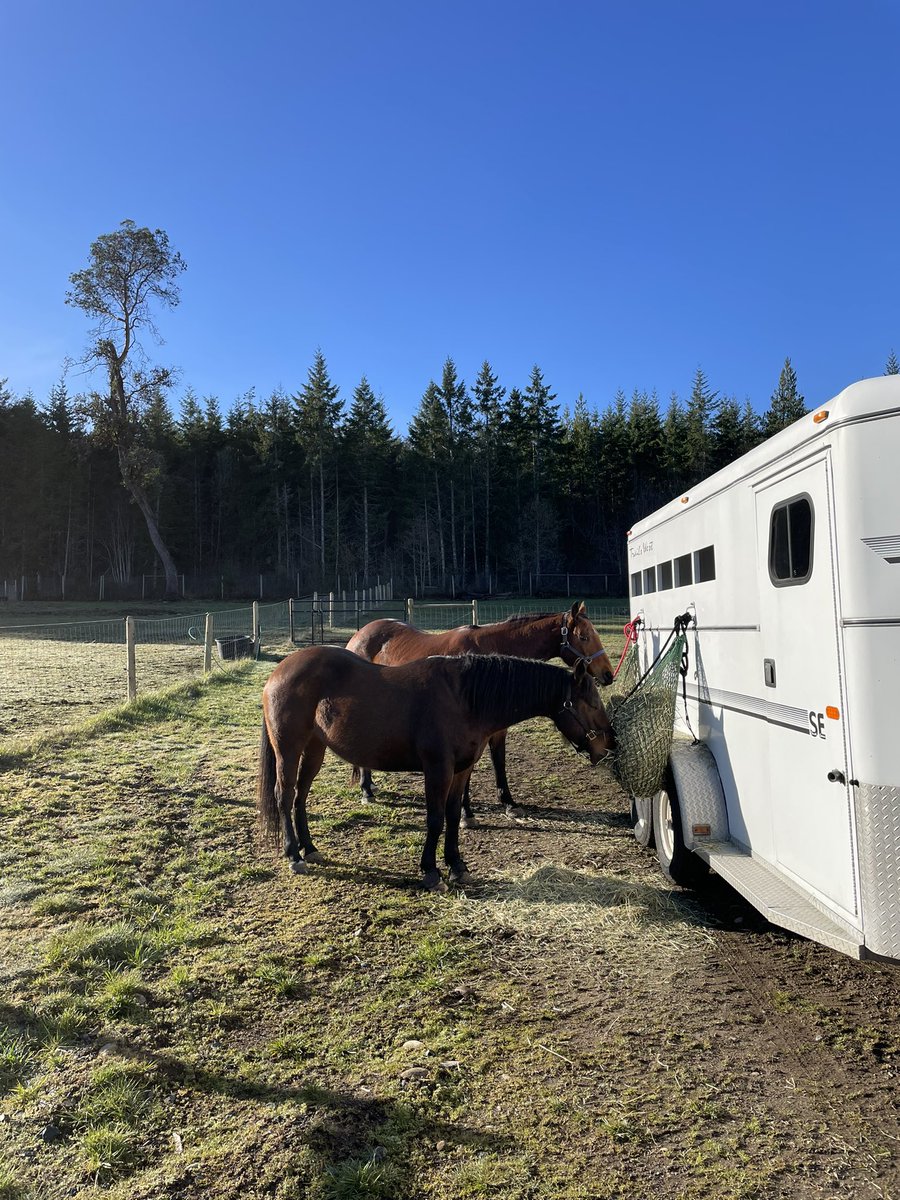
left=631, top=570, right=643, bottom=597
left=674, top=553, right=693, bottom=587
left=658, top=560, right=673, bottom=590
left=643, top=567, right=657, bottom=594
left=769, top=496, right=813, bottom=584
left=695, top=545, right=716, bottom=583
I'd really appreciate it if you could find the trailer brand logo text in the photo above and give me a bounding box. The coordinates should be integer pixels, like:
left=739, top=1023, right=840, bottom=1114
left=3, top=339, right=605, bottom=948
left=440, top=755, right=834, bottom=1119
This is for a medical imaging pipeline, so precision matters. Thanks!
left=629, top=539, right=653, bottom=559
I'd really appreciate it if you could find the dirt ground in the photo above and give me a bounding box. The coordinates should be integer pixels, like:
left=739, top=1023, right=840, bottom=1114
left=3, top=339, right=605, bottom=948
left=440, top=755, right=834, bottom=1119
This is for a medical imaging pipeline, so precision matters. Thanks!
left=444, top=729, right=900, bottom=1200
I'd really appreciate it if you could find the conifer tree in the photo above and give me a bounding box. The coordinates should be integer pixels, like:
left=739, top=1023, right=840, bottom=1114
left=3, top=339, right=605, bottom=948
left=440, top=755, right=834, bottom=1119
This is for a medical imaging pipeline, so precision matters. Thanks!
left=762, top=357, right=806, bottom=437
left=885, top=350, right=899, bottom=375
left=471, top=361, right=505, bottom=582
left=685, top=367, right=718, bottom=482
left=293, top=350, right=343, bottom=579
left=408, top=381, right=450, bottom=584
left=342, top=377, right=398, bottom=583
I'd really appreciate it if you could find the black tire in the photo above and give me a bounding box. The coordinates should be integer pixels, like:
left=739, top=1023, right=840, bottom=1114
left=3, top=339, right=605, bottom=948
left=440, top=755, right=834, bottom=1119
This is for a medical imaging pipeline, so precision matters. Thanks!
left=652, top=770, right=709, bottom=889
left=630, top=795, right=655, bottom=849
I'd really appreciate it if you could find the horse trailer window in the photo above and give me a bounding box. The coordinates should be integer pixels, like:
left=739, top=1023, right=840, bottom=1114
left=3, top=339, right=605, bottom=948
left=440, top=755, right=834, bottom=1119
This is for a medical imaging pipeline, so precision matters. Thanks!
left=631, top=571, right=642, bottom=597
left=658, top=560, right=673, bottom=590
left=643, top=566, right=656, bottom=593
left=695, top=545, right=716, bottom=583
left=674, top=553, right=692, bottom=587
left=769, top=495, right=813, bottom=584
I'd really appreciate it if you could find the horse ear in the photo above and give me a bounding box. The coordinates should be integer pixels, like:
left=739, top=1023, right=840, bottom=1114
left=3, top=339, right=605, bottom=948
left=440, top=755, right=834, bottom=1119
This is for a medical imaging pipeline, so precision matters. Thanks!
left=569, top=601, right=580, bottom=620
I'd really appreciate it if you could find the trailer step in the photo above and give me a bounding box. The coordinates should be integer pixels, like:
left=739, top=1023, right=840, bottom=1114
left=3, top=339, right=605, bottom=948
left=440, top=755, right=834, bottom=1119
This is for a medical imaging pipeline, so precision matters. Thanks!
left=697, top=841, right=865, bottom=958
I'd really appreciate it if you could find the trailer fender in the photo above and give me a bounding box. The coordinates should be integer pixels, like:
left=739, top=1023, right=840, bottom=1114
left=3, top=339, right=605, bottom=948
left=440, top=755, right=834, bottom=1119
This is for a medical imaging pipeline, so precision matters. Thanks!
left=668, top=739, right=729, bottom=850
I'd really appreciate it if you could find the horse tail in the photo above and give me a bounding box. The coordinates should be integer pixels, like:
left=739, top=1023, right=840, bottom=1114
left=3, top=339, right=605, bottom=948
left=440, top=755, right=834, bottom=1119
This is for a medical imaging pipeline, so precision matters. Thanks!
left=350, top=766, right=361, bottom=786
left=257, top=716, right=280, bottom=841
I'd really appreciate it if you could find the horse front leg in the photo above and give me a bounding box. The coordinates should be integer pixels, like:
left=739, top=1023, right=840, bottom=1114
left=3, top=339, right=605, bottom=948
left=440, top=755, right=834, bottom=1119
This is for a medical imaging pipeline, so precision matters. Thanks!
left=489, top=730, right=528, bottom=817
left=445, top=770, right=472, bottom=885
left=421, top=764, right=453, bottom=892
left=293, top=738, right=327, bottom=866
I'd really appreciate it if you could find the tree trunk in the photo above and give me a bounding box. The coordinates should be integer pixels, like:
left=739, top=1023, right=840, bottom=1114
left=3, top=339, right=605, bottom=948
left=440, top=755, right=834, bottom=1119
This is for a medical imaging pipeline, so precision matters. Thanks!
left=122, top=466, right=180, bottom=597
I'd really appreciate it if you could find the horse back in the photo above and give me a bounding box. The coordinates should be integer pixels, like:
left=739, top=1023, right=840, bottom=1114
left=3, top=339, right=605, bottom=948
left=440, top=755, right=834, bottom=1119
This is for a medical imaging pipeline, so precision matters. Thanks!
left=346, top=619, right=440, bottom=665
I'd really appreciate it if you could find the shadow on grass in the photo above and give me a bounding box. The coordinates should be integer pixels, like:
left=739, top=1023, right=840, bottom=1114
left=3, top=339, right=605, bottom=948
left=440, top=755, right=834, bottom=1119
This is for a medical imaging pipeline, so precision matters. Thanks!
left=146, top=1052, right=514, bottom=1198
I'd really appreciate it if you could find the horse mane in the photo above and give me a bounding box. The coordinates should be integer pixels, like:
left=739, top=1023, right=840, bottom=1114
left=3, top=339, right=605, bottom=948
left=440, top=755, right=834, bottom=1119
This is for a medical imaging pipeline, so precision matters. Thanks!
left=500, top=611, right=559, bottom=626
left=454, top=653, right=565, bottom=719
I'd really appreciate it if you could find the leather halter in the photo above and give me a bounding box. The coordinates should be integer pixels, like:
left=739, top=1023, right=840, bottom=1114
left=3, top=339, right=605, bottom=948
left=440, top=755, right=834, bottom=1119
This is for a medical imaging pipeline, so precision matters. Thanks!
left=559, top=614, right=608, bottom=667
left=558, top=687, right=602, bottom=757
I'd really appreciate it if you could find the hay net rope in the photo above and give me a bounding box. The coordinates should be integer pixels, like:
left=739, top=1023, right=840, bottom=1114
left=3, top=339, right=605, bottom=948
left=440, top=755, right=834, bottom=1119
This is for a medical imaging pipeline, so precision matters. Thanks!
left=601, top=613, right=693, bottom=799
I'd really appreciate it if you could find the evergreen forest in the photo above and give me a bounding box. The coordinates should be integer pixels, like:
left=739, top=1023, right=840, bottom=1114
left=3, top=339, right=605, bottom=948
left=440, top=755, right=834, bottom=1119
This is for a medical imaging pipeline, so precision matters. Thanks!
left=2, top=222, right=894, bottom=603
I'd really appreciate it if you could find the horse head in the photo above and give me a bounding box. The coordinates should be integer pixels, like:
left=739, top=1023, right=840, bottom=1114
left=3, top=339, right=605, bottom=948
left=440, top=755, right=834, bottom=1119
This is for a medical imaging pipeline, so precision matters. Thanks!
left=561, top=601, right=615, bottom=686
left=556, top=658, right=616, bottom=764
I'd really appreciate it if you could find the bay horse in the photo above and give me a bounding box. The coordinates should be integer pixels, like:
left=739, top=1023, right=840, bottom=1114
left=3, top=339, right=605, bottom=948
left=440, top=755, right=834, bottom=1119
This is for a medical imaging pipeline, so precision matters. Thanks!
left=345, top=602, right=614, bottom=819
left=258, top=647, right=615, bottom=891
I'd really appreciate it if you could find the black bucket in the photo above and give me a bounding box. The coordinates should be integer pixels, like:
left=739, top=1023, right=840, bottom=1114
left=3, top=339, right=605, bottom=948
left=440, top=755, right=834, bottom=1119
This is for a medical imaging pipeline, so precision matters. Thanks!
left=215, top=634, right=255, bottom=660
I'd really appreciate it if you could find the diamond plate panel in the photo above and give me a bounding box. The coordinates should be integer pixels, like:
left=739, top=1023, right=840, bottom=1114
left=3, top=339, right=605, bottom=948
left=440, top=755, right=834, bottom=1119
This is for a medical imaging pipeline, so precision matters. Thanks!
left=669, top=738, right=729, bottom=842
left=856, top=784, right=900, bottom=959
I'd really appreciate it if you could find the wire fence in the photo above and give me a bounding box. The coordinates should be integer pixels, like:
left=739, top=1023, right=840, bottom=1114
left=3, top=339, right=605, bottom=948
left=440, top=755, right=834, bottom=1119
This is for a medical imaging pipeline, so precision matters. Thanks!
left=0, top=594, right=631, bottom=750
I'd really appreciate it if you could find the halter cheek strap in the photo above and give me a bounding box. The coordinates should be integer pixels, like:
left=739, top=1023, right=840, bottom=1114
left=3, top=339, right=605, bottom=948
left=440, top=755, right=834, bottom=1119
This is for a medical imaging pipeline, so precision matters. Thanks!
left=559, top=618, right=607, bottom=666
left=558, top=693, right=600, bottom=756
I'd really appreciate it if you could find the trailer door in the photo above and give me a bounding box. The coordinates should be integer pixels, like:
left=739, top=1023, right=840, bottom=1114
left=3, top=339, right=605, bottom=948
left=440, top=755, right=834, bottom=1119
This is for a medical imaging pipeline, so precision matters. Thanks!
left=754, top=455, right=856, bottom=919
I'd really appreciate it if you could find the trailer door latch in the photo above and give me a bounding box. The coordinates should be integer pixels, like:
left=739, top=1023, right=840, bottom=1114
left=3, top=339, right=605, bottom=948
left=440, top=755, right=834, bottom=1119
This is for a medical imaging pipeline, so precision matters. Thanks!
left=763, top=658, right=776, bottom=688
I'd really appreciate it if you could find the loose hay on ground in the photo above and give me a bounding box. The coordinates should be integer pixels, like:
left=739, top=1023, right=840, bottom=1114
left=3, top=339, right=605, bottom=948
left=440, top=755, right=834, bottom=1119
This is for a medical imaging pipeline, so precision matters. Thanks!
left=447, top=863, right=714, bottom=962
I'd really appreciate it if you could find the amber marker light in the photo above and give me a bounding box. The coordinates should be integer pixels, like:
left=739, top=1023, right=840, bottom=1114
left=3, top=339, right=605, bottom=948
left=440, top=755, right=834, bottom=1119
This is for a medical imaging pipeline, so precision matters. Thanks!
left=680, top=496, right=689, bottom=504
left=813, top=410, right=829, bottom=424
left=826, top=706, right=840, bottom=720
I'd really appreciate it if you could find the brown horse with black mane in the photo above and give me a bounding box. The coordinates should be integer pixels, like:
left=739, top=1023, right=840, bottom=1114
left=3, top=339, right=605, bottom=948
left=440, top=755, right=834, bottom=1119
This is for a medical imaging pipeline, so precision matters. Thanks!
left=258, top=647, right=614, bottom=890
left=345, top=602, right=614, bottom=818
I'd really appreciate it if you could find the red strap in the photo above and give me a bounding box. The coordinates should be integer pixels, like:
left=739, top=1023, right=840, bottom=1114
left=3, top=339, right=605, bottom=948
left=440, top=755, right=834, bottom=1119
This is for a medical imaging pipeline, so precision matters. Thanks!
left=612, top=617, right=641, bottom=679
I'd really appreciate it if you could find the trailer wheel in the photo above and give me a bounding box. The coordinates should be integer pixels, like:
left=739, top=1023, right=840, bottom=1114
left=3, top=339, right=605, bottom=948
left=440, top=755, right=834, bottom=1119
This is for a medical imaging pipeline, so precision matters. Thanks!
left=630, top=796, right=655, bottom=848
left=653, top=771, right=709, bottom=889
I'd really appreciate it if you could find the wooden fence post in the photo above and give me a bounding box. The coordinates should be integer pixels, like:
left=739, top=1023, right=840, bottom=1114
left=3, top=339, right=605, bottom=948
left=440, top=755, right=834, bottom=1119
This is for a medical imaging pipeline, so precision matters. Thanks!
left=203, top=612, right=213, bottom=674
left=252, top=601, right=260, bottom=648
left=471, top=599, right=478, bottom=625
left=125, top=616, right=136, bottom=701
left=406, top=597, right=414, bottom=625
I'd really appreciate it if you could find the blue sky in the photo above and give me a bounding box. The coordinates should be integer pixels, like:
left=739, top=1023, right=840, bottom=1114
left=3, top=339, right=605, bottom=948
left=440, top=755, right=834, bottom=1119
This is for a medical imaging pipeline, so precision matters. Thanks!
left=2, top=1, right=898, bottom=433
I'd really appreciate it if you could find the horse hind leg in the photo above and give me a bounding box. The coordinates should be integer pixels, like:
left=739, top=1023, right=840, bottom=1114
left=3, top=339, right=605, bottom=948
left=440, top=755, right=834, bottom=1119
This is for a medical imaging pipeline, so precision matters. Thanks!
left=274, top=747, right=305, bottom=873
left=293, top=739, right=328, bottom=865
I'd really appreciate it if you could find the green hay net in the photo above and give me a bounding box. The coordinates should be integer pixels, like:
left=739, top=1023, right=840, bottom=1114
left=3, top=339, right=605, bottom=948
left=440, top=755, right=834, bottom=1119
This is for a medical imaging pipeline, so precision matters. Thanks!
left=601, top=629, right=688, bottom=800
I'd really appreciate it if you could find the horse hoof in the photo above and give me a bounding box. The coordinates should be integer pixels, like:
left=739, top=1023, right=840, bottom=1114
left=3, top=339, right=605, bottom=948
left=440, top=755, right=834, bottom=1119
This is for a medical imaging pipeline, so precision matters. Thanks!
left=303, top=850, right=326, bottom=866
left=450, top=869, right=473, bottom=886
left=423, top=871, right=447, bottom=894
left=504, top=804, right=527, bottom=819
left=460, top=813, right=479, bottom=830
left=289, top=859, right=308, bottom=875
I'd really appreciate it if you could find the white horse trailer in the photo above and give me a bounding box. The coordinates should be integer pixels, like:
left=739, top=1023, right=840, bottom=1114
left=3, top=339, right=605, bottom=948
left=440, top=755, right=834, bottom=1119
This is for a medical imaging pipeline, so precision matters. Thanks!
left=626, top=375, right=900, bottom=960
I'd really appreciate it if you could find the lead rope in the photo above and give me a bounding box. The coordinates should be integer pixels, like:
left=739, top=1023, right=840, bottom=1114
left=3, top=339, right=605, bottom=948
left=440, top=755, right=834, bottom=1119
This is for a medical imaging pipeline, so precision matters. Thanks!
left=622, top=612, right=689, bottom=701
left=675, top=613, right=699, bottom=745
left=612, top=616, right=641, bottom=679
